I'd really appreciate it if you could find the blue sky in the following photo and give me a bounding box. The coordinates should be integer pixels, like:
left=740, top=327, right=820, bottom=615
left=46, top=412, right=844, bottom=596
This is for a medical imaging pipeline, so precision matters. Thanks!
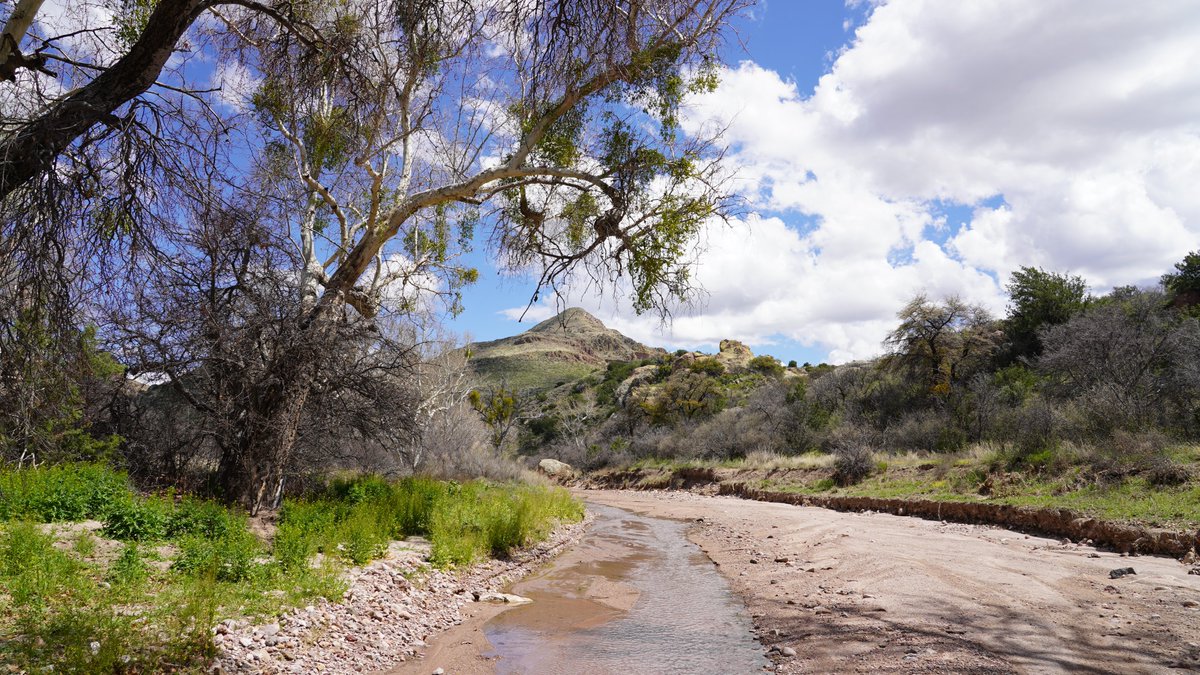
left=14, top=1, right=1199, bottom=366
left=450, top=1, right=1200, bottom=365
left=448, top=0, right=870, bottom=365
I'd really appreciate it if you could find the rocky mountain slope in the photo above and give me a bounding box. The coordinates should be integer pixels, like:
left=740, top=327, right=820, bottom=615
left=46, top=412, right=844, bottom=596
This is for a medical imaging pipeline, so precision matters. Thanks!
left=467, top=308, right=664, bottom=391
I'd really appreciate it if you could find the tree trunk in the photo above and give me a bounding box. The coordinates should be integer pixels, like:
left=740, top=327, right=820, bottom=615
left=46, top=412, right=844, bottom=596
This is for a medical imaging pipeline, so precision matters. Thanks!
left=217, top=365, right=315, bottom=514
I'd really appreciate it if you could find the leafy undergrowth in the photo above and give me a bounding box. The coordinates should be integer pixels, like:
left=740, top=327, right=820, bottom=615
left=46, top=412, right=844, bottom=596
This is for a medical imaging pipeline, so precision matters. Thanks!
left=0, top=464, right=583, bottom=673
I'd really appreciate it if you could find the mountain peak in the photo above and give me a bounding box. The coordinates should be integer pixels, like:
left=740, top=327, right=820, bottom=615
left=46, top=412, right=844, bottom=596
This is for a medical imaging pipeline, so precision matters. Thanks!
left=467, top=307, right=664, bottom=391
left=528, top=307, right=607, bottom=334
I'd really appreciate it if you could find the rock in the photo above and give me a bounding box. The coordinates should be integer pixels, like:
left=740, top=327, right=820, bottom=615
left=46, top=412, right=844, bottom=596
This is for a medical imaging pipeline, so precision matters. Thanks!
left=89, top=641, right=100, bottom=656
left=774, top=557, right=789, bottom=563
left=715, top=339, right=754, bottom=372
left=1110, top=567, right=1136, bottom=579
left=240, top=637, right=254, bottom=648
left=780, top=647, right=797, bottom=657
left=537, top=458, right=576, bottom=479
left=1183, top=600, right=1199, bottom=608
left=614, top=365, right=659, bottom=405
left=1183, top=549, right=1199, bottom=565
left=750, top=558, right=759, bottom=564
left=261, top=622, right=281, bottom=637
left=433, top=669, right=445, bottom=675
left=476, top=592, right=533, bottom=604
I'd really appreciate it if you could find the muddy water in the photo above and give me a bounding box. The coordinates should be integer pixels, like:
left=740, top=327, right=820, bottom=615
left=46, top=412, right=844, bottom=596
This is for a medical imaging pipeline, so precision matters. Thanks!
left=483, top=503, right=766, bottom=674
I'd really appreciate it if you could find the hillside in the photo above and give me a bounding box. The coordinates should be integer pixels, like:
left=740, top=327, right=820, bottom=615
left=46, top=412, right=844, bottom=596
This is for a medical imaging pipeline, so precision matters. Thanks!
left=467, top=308, right=665, bottom=391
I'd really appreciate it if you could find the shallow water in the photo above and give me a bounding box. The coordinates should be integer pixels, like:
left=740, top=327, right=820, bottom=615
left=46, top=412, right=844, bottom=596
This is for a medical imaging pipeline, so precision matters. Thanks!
left=484, top=503, right=767, bottom=674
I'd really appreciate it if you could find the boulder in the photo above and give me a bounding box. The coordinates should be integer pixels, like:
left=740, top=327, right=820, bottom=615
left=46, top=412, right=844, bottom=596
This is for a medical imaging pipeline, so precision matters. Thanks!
left=715, top=339, right=754, bottom=372
left=614, top=364, right=659, bottom=405
left=538, top=458, right=576, bottom=478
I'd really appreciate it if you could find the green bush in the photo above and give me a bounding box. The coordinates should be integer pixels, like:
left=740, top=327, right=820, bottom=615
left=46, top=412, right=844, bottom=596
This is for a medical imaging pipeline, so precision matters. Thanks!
left=102, top=496, right=170, bottom=541
left=167, top=497, right=242, bottom=539
left=334, top=504, right=389, bottom=564
left=108, top=542, right=148, bottom=587
left=272, top=523, right=317, bottom=570
left=689, top=358, right=725, bottom=376
left=275, top=475, right=583, bottom=570
left=0, top=463, right=129, bottom=522
left=749, top=355, right=784, bottom=377
left=173, top=529, right=263, bottom=582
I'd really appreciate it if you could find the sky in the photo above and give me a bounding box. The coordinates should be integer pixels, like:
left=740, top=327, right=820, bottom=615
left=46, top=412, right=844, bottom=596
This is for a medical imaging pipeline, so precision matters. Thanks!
left=444, top=0, right=1200, bottom=365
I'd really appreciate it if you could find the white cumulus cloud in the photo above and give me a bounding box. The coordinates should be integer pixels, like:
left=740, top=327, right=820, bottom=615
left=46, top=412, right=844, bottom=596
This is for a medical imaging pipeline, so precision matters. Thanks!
left=503, top=0, right=1200, bottom=362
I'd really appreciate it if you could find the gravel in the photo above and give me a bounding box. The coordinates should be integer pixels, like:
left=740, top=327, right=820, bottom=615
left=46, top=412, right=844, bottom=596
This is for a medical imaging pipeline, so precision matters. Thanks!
left=211, top=515, right=590, bottom=674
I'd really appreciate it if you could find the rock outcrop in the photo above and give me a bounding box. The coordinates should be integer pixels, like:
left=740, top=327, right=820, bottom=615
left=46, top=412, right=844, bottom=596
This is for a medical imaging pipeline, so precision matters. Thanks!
left=715, top=339, right=754, bottom=372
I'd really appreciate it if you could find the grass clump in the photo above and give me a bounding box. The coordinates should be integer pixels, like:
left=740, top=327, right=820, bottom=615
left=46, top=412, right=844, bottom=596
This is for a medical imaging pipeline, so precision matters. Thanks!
left=277, top=475, right=584, bottom=569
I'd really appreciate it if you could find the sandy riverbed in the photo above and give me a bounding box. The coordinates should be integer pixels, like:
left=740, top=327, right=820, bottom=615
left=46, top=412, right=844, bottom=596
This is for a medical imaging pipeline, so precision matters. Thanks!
left=401, top=489, right=1200, bottom=674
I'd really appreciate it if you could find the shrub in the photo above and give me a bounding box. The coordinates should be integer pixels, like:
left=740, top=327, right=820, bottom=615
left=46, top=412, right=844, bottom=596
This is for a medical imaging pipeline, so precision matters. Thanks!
left=749, top=355, right=784, bottom=377
left=108, top=543, right=148, bottom=586
left=272, top=523, right=317, bottom=571
left=166, top=498, right=241, bottom=539
left=832, top=445, right=873, bottom=486
left=102, top=496, right=170, bottom=541
left=0, top=463, right=129, bottom=522
left=173, top=529, right=263, bottom=582
left=334, top=505, right=389, bottom=564
left=1145, top=458, right=1191, bottom=487
left=689, top=358, right=725, bottom=376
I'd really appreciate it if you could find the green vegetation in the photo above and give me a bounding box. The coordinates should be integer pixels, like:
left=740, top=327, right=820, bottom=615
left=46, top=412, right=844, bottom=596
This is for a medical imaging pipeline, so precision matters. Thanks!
left=0, top=464, right=582, bottom=672
left=278, top=475, right=583, bottom=567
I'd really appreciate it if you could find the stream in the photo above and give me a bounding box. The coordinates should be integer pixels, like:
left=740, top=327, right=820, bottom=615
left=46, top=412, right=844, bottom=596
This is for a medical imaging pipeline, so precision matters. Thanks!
left=482, top=502, right=767, bottom=674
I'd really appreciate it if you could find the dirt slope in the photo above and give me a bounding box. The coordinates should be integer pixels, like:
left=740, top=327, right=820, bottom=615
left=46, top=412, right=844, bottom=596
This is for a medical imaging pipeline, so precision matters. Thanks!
left=585, top=489, right=1200, bottom=674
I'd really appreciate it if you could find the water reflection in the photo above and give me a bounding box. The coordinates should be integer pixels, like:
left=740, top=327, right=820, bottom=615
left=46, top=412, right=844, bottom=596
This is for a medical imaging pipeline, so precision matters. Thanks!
left=484, top=503, right=766, bottom=674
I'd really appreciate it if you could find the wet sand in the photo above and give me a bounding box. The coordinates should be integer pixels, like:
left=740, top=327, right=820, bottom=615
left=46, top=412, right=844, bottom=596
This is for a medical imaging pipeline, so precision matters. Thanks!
left=586, top=489, right=1200, bottom=674
left=389, top=489, right=1200, bottom=673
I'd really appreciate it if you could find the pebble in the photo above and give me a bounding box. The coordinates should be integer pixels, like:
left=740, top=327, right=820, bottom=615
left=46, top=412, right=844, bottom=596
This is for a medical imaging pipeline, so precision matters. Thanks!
left=211, top=516, right=591, bottom=673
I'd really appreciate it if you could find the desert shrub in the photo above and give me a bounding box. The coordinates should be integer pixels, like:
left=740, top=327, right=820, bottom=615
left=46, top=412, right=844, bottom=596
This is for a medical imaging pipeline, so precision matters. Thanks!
left=832, top=444, right=874, bottom=486
left=1085, top=429, right=1176, bottom=482
left=883, top=409, right=963, bottom=453
left=749, top=355, right=784, bottom=377
left=1145, top=458, right=1192, bottom=487
left=689, top=358, right=725, bottom=377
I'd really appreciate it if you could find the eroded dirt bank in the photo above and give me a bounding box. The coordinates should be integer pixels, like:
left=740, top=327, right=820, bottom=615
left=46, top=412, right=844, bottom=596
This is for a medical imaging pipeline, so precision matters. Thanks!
left=586, top=489, right=1200, bottom=674
left=587, top=467, right=1200, bottom=557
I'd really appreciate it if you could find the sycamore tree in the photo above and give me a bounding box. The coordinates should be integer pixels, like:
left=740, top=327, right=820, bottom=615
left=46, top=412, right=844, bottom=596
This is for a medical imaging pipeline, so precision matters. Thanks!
left=10, top=0, right=750, bottom=511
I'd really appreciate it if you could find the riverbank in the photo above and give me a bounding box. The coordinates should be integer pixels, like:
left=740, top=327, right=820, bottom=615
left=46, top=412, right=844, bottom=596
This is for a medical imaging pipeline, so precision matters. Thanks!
left=584, top=458, right=1200, bottom=557
left=0, top=465, right=585, bottom=672
left=584, top=489, right=1200, bottom=673
left=214, top=514, right=592, bottom=673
